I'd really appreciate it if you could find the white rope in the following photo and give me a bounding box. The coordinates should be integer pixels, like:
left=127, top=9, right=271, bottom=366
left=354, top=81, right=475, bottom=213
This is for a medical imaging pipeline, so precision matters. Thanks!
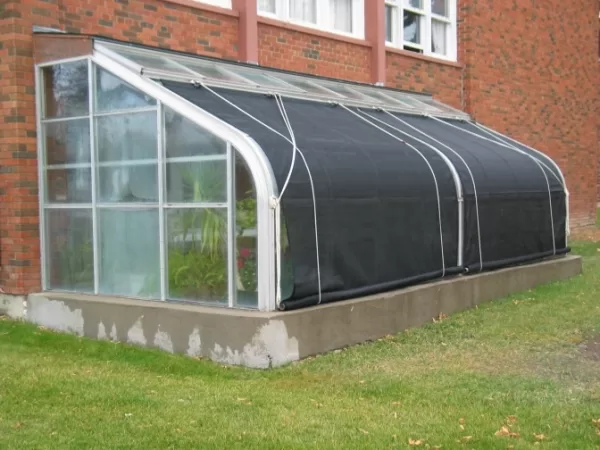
left=197, top=82, right=322, bottom=305
left=472, top=122, right=570, bottom=238
left=471, top=123, right=556, bottom=255
left=378, top=110, right=484, bottom=271
left=339, top=104, right=447, bottom=276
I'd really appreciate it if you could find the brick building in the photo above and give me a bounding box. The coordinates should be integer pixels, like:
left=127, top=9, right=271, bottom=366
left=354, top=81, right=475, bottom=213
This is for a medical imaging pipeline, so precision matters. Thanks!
left=0, top=0, right=598, bottom=301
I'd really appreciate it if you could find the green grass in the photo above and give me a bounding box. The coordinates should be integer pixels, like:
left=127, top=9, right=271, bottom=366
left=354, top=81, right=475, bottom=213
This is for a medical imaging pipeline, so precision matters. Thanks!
left=1, top=242, right=600, bottom=449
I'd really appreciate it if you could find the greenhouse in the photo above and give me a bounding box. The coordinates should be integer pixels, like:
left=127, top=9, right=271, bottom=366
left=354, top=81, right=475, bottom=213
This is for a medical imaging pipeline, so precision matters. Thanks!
left=38, top=37, right=569, bottom=313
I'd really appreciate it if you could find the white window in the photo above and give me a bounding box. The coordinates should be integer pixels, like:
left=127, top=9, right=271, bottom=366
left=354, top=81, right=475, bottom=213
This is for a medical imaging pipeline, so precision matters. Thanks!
left=385, top=0, right=456, bottom=61
left=195, top=0, right=232, bottom=8
left=259, top=0, right=365, bottom=38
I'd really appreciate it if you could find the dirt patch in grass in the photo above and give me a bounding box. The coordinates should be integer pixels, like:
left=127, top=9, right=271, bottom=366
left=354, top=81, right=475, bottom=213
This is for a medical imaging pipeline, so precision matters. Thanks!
left=579, top=333, right=600, bottom=362
left=571, top=226, right=600, bottom=242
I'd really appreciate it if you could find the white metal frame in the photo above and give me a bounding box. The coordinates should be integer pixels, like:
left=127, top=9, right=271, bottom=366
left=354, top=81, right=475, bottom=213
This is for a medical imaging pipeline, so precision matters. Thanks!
left=195, top=0, right=232, bottom=8
left=258, top=0, right=365, bottom=39
left=36, top=53, right=279, bottom=311
left=385, top=0, right=457, bottom=62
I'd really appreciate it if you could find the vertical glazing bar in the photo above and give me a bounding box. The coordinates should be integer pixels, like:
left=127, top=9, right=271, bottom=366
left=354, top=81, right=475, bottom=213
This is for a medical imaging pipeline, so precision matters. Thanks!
left=34, top=66, right=48, bottom=290
left=157, top=102, right=167, bottom=301
left=457, top=197, right=464, bottom=267
left=89, top=59, right=100, bottom=294
left=226, top=143, right=236, bottom=308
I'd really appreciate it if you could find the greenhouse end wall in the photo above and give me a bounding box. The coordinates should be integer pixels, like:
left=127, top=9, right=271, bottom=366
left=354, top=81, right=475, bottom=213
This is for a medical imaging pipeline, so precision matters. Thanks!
left=0, top=0, right=598, bottom=297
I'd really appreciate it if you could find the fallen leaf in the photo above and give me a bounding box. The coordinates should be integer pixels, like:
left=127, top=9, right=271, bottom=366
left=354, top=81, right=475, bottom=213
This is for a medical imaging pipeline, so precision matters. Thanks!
left=496, top=426, right=511, bottom=437
left=359, top=380, right=366, bottom=384
left=124, top=413, right=132, bottom=418
left=393, top=412, right=398, bottom=419
left=359, top=428, right=369, bottom=435
left=462, top=436, right=472, bottom=442
left=13, top=422, right=23, bottom=429
left=506, top=415, right=518, bottom=426
left=237, top=398, right=248, bottom=402
left=392, top=401, right=402, bottom=406
left=534, top=433, right=546, bottom=441
left=409, top=438, right=424, bottom=446
left=592, top=418, right=600, bottom=426
left=459, top=418, right=465, bottom=425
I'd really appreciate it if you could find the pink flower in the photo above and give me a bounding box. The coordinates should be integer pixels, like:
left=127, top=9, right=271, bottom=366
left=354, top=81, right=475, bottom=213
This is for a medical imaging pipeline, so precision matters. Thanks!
left=239, top=248, right=251, bottom=259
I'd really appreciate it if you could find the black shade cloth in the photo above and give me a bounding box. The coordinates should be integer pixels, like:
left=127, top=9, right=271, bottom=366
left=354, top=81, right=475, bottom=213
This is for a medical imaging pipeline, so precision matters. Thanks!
left=163, top=81, right=568, bottom=310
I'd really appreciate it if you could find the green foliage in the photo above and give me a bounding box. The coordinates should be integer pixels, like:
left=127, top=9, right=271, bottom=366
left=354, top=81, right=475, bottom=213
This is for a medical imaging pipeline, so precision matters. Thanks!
left=55, top=238, right=94, bottom=289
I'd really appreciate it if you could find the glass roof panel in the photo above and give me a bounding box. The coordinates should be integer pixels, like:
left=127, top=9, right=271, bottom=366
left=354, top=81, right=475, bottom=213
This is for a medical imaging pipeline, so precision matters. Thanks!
left=94, top=41, right=469, bottom=119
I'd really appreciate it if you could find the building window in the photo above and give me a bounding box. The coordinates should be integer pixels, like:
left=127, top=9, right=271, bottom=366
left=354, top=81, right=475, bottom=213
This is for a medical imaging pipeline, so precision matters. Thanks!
left=258, top=0, right=365, bottom=38
left=195, top=0, right=232, bottom=8
left=385, top=0, right=456, bottom=61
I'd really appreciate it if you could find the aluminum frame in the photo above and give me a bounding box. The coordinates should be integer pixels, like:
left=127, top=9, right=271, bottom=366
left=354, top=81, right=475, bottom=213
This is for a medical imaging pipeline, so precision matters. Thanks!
left=91, top=51, right=278, bottom=311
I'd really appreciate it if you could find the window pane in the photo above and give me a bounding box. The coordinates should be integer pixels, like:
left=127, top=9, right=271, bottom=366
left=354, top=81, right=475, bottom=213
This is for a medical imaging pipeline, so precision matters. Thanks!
left=167, top=208, right=228, bottom=303
left=98, top=208, right=160, bottom=298
left=43, top=61, right=89, bottom=119
left=432, top=20, right=448, bottom=54
left=235, top=152, right=257, bottom=307
left=96, top=112, right=158, bottom=162
left=431, top=0, right=447, bottom=16
left=258, top=0, right=275, bottom=13
left=98, top=165, right=158, bottom=203
left=112, top=48, right=181, bottom=73
left=46, top=168, right=92, bottom=203
left=44, top=119, right=90, bottom=166
left=179, top=60, right=248, bottom=84
left=166, top=160, right=227, bottom=203
left=403, top=11, right=421, bottom=44
left=46, top=209, right=94, bottom=292
left=164, top=107, right=227, bottom=159
left=332, top=0, right=353, bottom=32
left=279, top=77, right=340, bottom=96
left=95, top=67, right=156, bottom=112
left=231, top=69, right=296, bottom=89
left=385, top=5, right=394, bottom=42
left=289, top=0, right=316, bottom=23
left=404, top=0, right=422, bottom=8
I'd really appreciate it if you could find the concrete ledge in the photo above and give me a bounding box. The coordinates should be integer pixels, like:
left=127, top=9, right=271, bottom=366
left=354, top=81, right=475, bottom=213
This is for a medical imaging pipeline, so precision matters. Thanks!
left=22, top=255, right=581, bottom=368
left=0, top=294, right=25, bottom=319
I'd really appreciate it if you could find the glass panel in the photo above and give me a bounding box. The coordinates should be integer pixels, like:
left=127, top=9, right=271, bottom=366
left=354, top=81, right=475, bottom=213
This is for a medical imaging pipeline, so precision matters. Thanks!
left=96, top=112, right=157, bottom=162
left=164, top=107, right=227, bottom=159
left=179, top=60, right=249, bottom=84
left=289, top=0, right=316, bottom=23
left=403, top=11, right=421, bottom=44
left=431, top=0, right=448, bottom=16
left=43, top=61, right=89, bottom=119
left=95, top=67, right=156, bottom=112
left=385, top=5, right=394, bottom=42
left=97, top=165, right=158, bottom=203
left=280, top=217, right=294, bottom=301
left=113, top=48, right=181, bottom=73
left=276, top=76, right=339, bottom=96
left=46, top=168, right=92, bottom=203
left=235, top=152, right=257, bottom=307
left=166, top=160, right=227, bottom=203
left=232, top=69, right=297, bottom=89
left=98, top=208, right=160, bottom=298
left=44, top=119, right=90, bottom=166
left=258, top=0, right=276, bottom=13
left=404, top=0, right=422, bottom=8
left=167, top=208, right=228, bottom=303
left=46, top=209, right=94, bottom=292
left=432, top=20, right=448, bottom=55
left=332, top=0, right=353, bottom=32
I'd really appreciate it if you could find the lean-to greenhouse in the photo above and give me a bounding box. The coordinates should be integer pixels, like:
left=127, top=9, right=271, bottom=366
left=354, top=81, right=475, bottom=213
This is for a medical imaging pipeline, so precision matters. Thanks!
left=39, top=38, right=569, bottom=313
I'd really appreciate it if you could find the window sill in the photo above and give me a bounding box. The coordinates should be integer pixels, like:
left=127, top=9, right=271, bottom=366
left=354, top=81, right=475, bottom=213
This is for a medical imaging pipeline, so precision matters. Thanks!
left=258, top=16, right=371, bottom=48
left=386, top=46, right=463, bottom=68
left=162, top=0, right=239, bottom=18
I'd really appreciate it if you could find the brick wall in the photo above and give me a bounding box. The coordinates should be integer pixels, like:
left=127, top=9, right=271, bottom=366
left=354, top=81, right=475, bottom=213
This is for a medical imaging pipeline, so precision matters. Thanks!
left=0, top=0, right=598, bottom=295
left=462, top=0, right=599, bottom=226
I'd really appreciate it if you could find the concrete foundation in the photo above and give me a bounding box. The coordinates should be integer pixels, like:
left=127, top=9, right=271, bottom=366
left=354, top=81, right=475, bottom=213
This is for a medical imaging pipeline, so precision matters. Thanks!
left=7, top=255, right=583, bottom=368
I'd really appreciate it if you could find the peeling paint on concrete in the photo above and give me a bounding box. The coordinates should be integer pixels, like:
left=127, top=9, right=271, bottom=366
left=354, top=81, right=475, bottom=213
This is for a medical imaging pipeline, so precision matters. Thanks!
left=186, top=327, right=202, bottom=357
left=98, top=322, right=107, bottom=340
left=0, top=294, right=25, bottom=319
left=153, top=327, right=174, bottom=353
left=127, top=317, right=146, bottom=346
left=109, top=323, right=118, bottom=341
left=210, top=320, right=299, bottom=368
left=27, top=297, right=84, bottom=336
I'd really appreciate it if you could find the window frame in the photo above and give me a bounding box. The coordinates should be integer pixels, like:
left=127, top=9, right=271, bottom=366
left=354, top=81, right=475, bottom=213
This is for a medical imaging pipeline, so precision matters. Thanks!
left=258, top=0, right=365, bottom=39
left=194, top=0, right=232, bottom=8
left=385, top=0, right=457, bottom=62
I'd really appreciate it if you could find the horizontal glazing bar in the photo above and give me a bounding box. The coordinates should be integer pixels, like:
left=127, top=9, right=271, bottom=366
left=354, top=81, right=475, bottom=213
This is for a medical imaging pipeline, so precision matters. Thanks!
left=165, top=154, right=227, bottom=163
left=41, top=115, right=90, bottom=124
left=93, top=106, right=158, bottom=117
left=431, top=14, right=452, bottom=23
left=97, top=159, right=157, bottom=167
left=44, top=203, right=93, bottom=209
left=46, top=163, right=92, bottom=170
left=164, top=203, right=228, bottom=209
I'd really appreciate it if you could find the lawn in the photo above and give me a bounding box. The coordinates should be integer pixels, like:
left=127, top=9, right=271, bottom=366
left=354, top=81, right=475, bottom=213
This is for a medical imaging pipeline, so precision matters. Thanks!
left=1, top=242, right=600, bottom=449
